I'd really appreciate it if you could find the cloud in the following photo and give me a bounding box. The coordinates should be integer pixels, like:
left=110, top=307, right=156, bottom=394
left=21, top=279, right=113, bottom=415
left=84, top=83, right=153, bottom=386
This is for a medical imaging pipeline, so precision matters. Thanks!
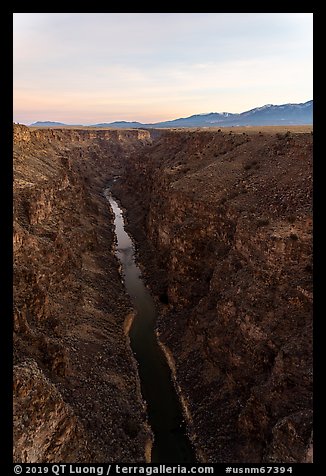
left=13, top=13, right=313, bottom=124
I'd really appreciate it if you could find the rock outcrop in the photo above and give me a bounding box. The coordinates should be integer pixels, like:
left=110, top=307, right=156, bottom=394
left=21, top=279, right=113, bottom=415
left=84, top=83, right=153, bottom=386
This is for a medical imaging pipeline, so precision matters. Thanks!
left=13, top=360, right=90, bottom=462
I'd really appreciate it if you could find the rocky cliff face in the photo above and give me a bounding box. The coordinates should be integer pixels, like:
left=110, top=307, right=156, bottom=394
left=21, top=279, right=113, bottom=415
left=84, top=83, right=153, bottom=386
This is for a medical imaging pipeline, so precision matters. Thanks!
left=14, top=360, right=90, bottom=463
left=13, top=125, right=152, bottom=462
left=112, top=129, right=313, bottom=463
left=14, top=125, right=312, bottom=463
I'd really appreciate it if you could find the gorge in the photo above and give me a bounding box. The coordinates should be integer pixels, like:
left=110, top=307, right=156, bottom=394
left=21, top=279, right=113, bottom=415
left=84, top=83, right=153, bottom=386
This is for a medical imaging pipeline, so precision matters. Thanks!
left=13, top=124, right=313, bottom=464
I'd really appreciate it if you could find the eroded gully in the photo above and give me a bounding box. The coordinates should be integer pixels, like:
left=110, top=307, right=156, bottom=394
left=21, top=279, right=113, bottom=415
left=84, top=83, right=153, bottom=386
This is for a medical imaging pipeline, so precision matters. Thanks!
left=104, top=189, right=196, bottom=463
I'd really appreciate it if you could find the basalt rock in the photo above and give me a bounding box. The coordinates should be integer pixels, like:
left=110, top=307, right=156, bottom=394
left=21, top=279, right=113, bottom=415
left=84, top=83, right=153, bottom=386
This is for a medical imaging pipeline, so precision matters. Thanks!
left=14, top=125, right=312, bottom=463
left=112, top=128, right=313, bottom=463
left=13, top=125, right=153, bottom=462
left=13, top=360, right=90, bottom=463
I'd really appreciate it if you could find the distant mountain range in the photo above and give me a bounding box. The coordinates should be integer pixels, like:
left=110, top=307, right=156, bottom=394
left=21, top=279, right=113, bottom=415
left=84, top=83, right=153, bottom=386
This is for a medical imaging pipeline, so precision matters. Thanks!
left=30, top=100, right=313, bottom=129
left=30, top=121, right=83, bottom=127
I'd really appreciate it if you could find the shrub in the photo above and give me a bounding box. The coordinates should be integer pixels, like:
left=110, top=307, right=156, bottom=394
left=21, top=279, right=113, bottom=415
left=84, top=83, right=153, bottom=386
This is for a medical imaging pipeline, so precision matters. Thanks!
left=305, top=263, right=313, bottom=273
left=244, top=159, right=259, bottom=170
left=159, top=292, right=169, bottom=304
left=257, top=218, right=270, bottom=227
left=123, top=417, right=139, bottom=438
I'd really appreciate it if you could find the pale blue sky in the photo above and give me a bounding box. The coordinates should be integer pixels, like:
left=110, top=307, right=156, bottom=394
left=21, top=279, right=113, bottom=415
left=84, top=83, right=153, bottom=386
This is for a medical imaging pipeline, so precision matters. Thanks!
left=13, top=13, right=313, bottom=124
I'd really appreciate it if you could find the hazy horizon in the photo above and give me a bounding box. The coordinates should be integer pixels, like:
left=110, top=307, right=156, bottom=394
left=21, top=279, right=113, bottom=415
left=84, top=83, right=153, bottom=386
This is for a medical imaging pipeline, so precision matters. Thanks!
left=14, top=13, right=313, bottom=125
left=19, top=98, right=312, bottom=126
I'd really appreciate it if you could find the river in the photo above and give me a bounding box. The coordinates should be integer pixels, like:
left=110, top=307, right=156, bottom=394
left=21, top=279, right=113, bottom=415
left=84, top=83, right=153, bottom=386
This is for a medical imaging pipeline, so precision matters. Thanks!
left=105, top=189, right=195, bottom=463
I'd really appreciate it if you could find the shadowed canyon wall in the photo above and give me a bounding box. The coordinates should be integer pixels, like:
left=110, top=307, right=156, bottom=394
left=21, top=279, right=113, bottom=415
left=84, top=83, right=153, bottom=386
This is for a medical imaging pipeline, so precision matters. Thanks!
left=13, top=125, right=152, bottom=462
left=111, top=129, right=313, bottom=463
left=14, top=125, right=312, bottom=463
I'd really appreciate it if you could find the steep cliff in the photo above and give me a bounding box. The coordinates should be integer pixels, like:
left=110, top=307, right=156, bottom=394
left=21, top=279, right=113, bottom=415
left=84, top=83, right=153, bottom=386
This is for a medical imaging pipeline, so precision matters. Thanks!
left=14, top=125, right=313, bottom=463
left=13, top=125, right=153, bottom=462
left=112, top=128, right=313, bottom=463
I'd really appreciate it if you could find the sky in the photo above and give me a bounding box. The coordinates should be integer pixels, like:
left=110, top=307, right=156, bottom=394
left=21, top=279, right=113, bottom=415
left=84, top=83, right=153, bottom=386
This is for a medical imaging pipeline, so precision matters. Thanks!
left=13, top=13, right=313, bottom=125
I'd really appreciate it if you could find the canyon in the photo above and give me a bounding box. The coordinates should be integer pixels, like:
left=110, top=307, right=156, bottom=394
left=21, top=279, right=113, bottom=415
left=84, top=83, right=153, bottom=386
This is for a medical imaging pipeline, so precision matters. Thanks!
left=13, top=124, right=313, bottom=463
